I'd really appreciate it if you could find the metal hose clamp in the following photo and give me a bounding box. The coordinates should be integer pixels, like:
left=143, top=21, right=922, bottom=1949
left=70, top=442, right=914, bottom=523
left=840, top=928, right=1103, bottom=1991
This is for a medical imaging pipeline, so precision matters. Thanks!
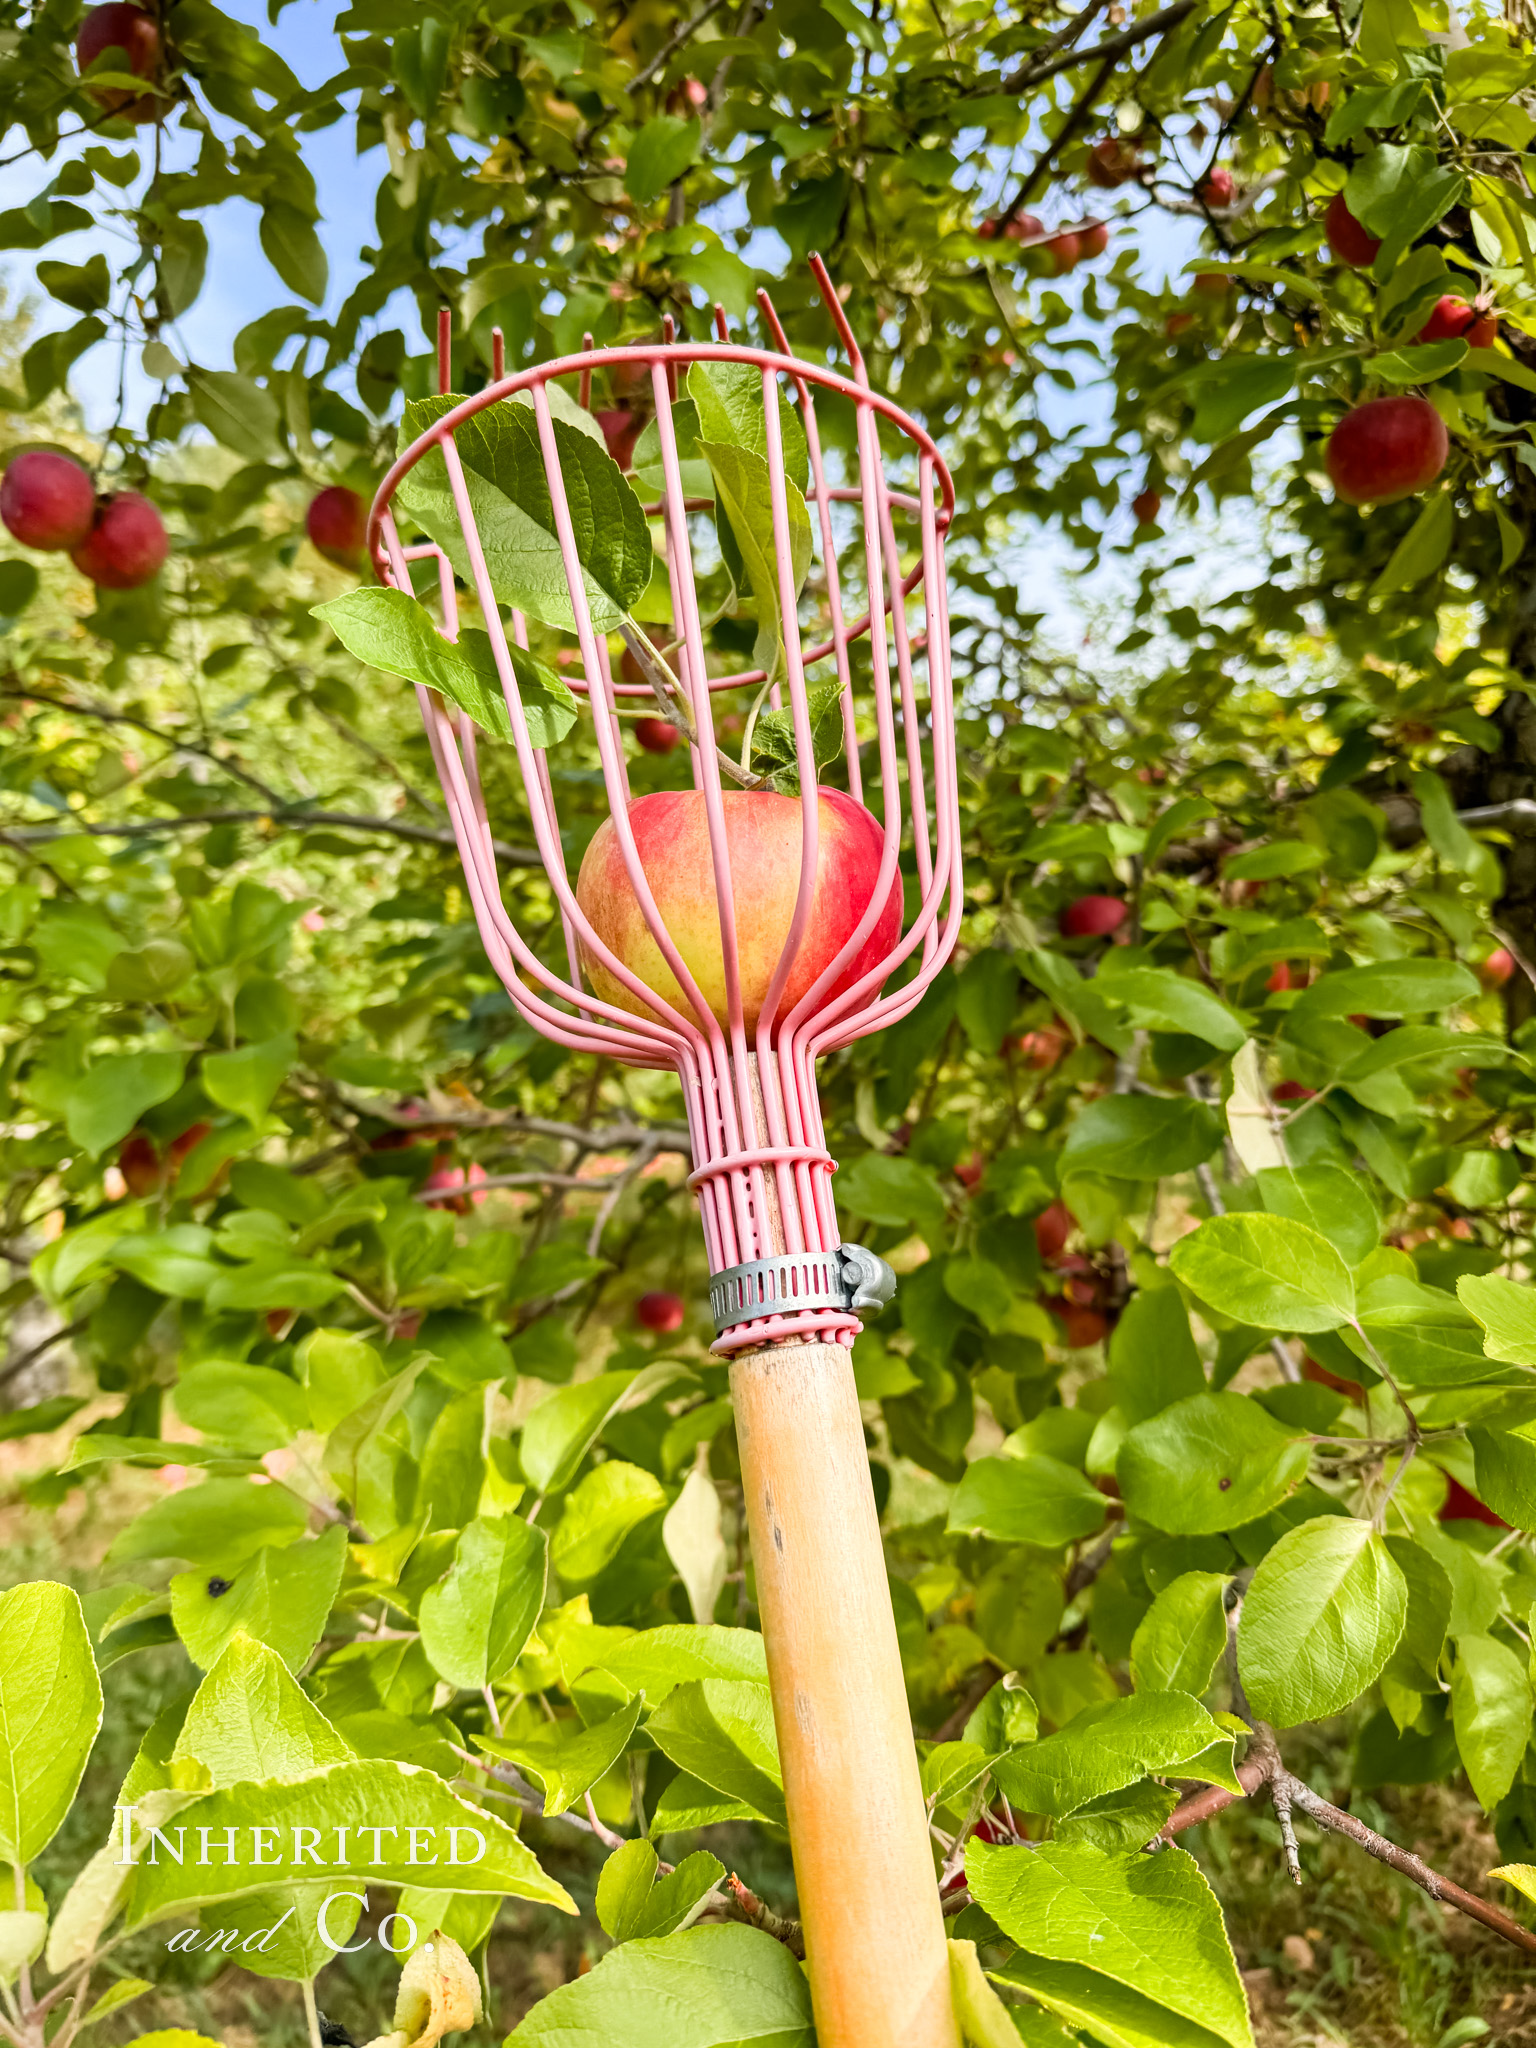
left=709, top=1242, right=897, bottom=1337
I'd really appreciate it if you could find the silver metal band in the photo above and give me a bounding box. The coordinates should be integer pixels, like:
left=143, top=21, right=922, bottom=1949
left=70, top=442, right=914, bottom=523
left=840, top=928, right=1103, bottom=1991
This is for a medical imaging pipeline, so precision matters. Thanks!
left=709, top=1242, right=897, bottom=1336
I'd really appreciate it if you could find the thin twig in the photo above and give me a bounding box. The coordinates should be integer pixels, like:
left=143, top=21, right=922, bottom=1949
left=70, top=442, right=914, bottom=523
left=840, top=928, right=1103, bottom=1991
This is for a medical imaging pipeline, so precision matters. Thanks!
left=725, top=1874, right=805, bottom=1957
left=0, top=808, right=540, bottom=863
left=998, top=0, right=1198, bottom=92
left=0, top=1313, right=89, bottom=1396
left=631, top=0, right=733, bottom=88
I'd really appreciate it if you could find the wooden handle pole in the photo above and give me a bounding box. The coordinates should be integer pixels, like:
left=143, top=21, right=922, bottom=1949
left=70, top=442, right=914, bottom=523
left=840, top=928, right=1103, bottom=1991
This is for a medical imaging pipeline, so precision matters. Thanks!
left=730, top=1338, right=961, bottom=2048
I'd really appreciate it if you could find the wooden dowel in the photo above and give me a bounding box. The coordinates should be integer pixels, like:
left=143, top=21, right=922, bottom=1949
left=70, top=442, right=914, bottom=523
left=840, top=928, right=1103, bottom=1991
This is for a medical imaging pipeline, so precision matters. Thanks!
left=731, top=1337, right=960, bottom=2048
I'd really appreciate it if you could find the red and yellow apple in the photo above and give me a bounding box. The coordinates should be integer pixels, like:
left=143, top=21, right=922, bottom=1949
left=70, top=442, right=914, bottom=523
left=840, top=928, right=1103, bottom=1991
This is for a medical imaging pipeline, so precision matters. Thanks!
left=575, top=786, right=901, bottom=1033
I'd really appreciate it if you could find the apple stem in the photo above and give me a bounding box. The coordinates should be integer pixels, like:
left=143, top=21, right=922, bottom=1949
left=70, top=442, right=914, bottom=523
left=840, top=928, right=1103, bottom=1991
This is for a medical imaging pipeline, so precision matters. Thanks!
left=618, top=618, right=764, bottom=787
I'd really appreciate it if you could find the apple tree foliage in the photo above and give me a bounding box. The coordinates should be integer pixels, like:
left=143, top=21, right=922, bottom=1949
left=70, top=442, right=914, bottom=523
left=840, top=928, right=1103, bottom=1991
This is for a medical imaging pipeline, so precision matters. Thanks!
left=4, top=0, right=1536, bottom=2039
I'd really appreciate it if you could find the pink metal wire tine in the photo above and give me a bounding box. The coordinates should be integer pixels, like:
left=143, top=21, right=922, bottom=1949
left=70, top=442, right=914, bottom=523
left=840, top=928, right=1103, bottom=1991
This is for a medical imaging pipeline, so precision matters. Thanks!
left=368, top=297, right=960, bottom=1352
left=809, top=253, right=866, bottom=385
left=491, top=327, right=505, bottom=381
left=437, top=307, right=452, bottom=396
left=755, top=286, right=861, bottom=805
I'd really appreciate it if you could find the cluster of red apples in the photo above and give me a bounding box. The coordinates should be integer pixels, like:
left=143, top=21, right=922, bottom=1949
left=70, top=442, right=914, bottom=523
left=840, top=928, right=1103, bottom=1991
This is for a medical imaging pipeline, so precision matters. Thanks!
left=0, top=449, right=166, bottom=588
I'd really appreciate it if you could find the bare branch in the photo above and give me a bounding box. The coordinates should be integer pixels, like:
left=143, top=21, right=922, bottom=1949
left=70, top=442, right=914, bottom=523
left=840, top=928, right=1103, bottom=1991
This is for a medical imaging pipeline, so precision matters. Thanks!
left=0, top=808, right=539, bottom=865
left=998, top=0, right=1198, bottom=93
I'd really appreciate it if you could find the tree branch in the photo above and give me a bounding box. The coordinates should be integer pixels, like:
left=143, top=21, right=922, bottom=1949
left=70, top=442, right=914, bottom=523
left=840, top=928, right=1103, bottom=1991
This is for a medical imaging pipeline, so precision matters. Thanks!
left=998, top=0, right=1198, bottom=93
left=1158, top=1731, right=1536, bottom=1956
left=724, top=1874, right=805, bottom=1957
left=1002, top=53, right=1117, bottom=220
left=0, top=808, right=540, bottom=865
left=630, top=0, right=733, bottom=89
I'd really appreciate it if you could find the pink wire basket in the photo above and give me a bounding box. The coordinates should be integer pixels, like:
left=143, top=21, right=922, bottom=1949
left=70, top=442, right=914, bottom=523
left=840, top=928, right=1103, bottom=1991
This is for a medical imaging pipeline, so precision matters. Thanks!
left=367, top=260, right=961, bottom=1354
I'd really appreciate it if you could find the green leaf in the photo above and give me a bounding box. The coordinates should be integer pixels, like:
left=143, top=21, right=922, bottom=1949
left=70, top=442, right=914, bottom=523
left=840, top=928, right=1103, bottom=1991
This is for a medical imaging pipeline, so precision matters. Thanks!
left=992, top=1691, right=1240, bottom=1818
left=169, top=1524, right=348, bottom=1672
left=1254, top=1166, right=1380, bottom=1267
left=1469, top=1425, right=1536, bottom=1529
left=187, top=368, right=283, bottom=460
left=476, top=1696, right=642, bottom=1816
left=1169, top=1214, right=1355, bottom=1332
left=1458, top=1274, right=1536, bottom=1367
left=1119, top=1392, right=1311, bottom=1535
left=1107, top=1287, right=1207, bottom=1425
left=972, top=1840, right=1255, bottom=2048
left=595, top=1837, right=659, bottom=1940
left=1188, top=355, right=1294, bottom=442
left=1370, top=342, right=1467, bottom=386
left=107, top=1474, right=308, bottom=1572
left=173, top=1363, right=309, bottom=1453
left=313, top=587, right=577, bottom=747
left=1238, top=1517, right=1407, bottom=1727
left=502, top=1923, right=812, bottom=2045
left=836, top=1152, right=948, bottom=1236
left=64, top=1049, right=185, bottom=1156
left=1288, top=957, right=1479, bottom=1023
left=1097, top=968, right=1245, bottom=1051
left=0, top=1584, right=103, bottom=1866
left=552, top=1462, right=668, bottom=1585
left=1130, top=1573, right=1229, bottom=1696
left=1382, top=1535, right=1453, bottom=1692
left=625, top=116, right=702, bottom=205
left=174, top=1633, right=355, bottom=1784
left=201, top=1032, right=295, bottom=1127
left=698, top=439, right=812, bottom=664
left=592, top=1624, right=768, bottom=1706
left=1059, top=1096, right=1222, bottom=1180
left=124, top=1758, right=575, bottom=1925
left=418, top=1514, right=548, bottom=1690
left=947, top=1454, right=1107, bottom=1548
left=951, top=1938, right=1036, bottom=2048
left=396, top=395, right=652, bottom=632
left=520, top=1364, right=690, bottom=1495
left=643, top=1679, right=786, bottom=1828
left=259, top=202, right=327, bottom=304
left=1451, top=1634, right=1533, bottom=1811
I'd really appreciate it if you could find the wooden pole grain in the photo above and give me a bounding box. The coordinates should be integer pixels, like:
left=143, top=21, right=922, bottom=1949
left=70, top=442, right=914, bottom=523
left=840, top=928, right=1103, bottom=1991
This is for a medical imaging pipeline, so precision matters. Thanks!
left=730, top=1336, right=961, bottom=2048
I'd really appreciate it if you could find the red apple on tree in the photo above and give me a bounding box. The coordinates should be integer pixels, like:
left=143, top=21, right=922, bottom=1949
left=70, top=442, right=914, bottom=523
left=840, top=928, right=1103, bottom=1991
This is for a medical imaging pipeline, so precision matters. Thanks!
left=1003, top=213, right=1044, bottom=242
left=1059, top=895, right=1126, bottom=938
left=1034, top=1200, right=1076, bottom=1263
left=596, top=410, right=645, bottom=469
left=1017, top=1024, right=1068, bottom=1069
left=307, top=485, right=367, bottom=568
left=1325, top=395, right=1449, bottom=506
left=421, top=1157, right=489, bottom=1212
left=1193, top=272, right=1230, bottom=299
left=634, top=717, right=680, bottom=754
left=70, top=490, right=168, bottom=588
left=637, top=1290, right=686, bottom=1332
left=1419, top=295, right=1497, bottom=349
left=1132, top=490, right=1161, bottom=526
left=1, top=449, right=96, bottom=551
left=1078, top=222, right=1110, bottom=258
left=118, top=1130, right=164, bottom=1196
left=1086, top=137, right=1140, bottom=188
left=1200, top=167, right=1234, bottom=207
left=575, top=786, right=902, bottom=1033
left=1480, top=947, right=1515, bottom=988
left=1323, top=194, right=1381, bottom=268
left=76, top=1, right=162, bottom=120
left=1044, top=232, right=1081, bottom=275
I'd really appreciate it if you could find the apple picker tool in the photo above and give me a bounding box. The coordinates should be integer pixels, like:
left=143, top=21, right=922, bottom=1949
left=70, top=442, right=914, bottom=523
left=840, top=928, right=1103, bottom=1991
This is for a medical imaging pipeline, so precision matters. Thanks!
left=368, top=263, right=962, bottom=2048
